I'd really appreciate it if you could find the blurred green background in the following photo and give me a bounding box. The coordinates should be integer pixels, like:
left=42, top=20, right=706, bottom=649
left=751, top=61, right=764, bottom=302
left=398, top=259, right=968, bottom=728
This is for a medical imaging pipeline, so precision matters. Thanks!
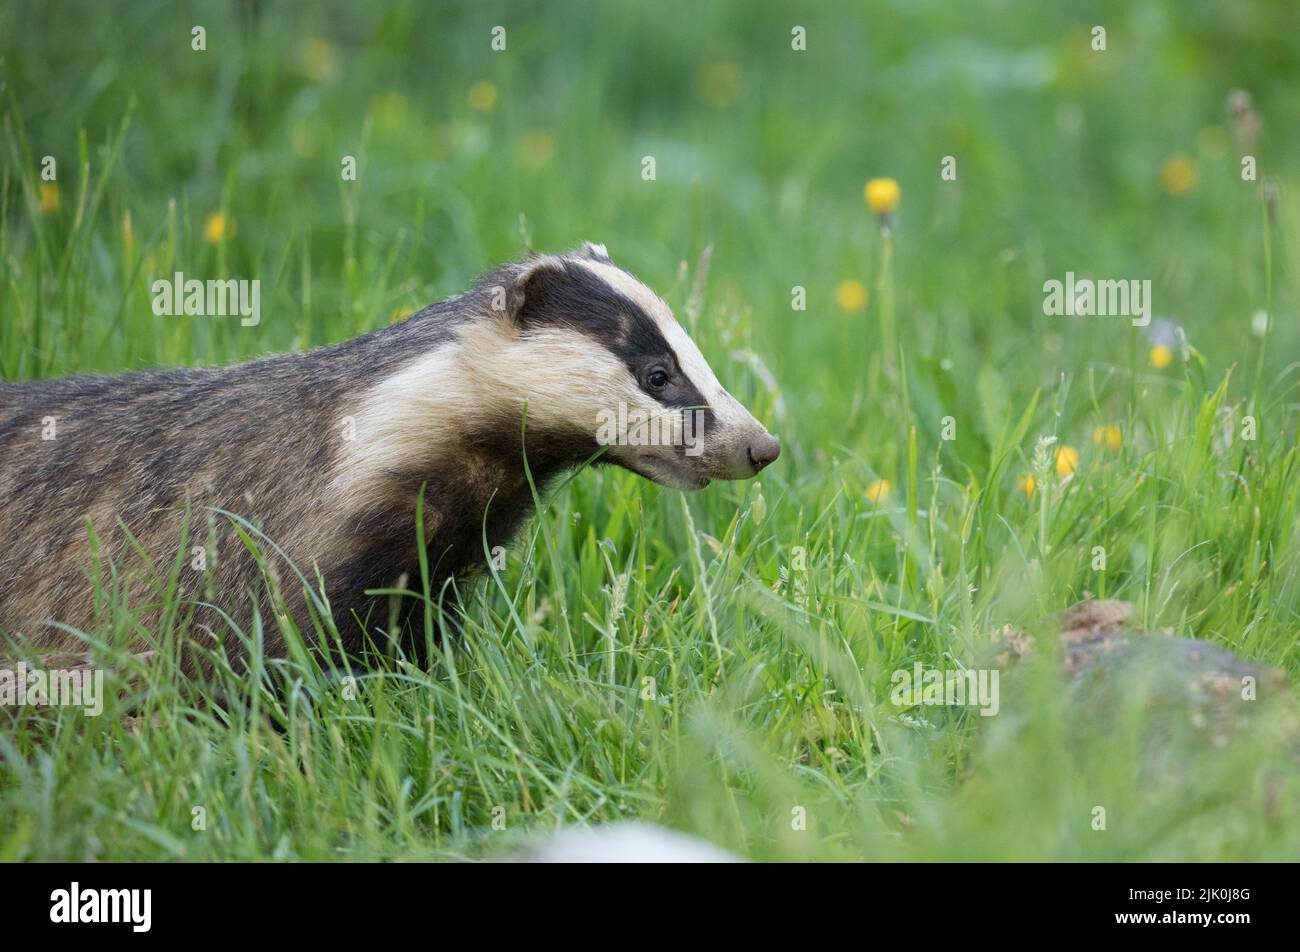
left=6, top=0, right=1299, bottom=383
left=3, top=1, right=1300, bottom=860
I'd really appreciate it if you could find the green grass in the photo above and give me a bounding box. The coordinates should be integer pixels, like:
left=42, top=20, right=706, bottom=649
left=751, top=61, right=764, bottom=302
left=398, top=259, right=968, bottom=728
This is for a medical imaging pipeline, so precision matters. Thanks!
left=3, top=0, right=1300, bottom=860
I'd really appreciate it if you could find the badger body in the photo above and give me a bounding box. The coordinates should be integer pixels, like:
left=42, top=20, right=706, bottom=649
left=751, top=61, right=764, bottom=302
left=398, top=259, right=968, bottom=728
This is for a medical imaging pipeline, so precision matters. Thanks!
left=0, top=244, right=779, bottom=670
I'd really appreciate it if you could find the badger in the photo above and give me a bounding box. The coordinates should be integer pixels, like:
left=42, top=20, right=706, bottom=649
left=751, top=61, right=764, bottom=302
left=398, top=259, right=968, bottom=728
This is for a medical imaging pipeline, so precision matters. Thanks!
left=0, top=243, right=780, bottom=672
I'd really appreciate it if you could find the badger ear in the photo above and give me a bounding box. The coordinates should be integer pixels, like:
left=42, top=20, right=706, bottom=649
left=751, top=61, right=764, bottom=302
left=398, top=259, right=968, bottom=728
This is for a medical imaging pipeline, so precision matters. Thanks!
left=582, top=241, right=611, bottom=261
left=498, top=254, right=566, bottom=322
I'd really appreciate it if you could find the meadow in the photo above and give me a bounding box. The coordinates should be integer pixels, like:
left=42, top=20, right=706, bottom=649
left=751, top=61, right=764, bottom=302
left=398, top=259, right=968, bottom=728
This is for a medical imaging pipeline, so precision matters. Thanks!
left=2, top=0, right=1300, bottom=861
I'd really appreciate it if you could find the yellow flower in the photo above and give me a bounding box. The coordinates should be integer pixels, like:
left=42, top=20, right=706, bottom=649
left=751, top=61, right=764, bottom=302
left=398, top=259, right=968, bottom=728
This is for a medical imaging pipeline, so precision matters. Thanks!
left=836, top=279, right=868, bottom=312
left=300, top=37, right=338, bottom=83
left=1149, top=344, right=1174, bottom=369
left=866, top=479, right=890, bottom=504
left=1055, top=445, right=1079, bottom=477
left=39, top=181, right=60, bottom=213
left=1018, top=474, right=1036, bottom=498
left=468, top=80, right=498, bottom=113
left=1092, top=424, right=1122, bottom=451
left=203, top=212, right=230, bottom=244
left=1159, top=156, right=1197, bottom=195
left=697, top=62, right=743, bottom=108
left=864, top=178, right=901, bottom=216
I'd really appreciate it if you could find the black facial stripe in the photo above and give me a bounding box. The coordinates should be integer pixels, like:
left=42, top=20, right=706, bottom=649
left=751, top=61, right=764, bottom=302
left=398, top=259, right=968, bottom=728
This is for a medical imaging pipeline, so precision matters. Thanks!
left=518, top=261, right=711, bottom=413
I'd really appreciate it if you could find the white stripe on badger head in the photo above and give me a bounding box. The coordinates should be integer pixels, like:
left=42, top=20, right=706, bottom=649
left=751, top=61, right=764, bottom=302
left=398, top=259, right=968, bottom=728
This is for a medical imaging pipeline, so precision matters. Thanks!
left=457, top=320, right=644, bottom=436
left=572, top=258, right=756, bottom=431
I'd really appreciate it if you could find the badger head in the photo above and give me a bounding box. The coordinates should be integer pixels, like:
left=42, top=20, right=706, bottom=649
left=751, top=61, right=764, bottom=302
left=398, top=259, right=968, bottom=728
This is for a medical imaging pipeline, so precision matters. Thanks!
left=466, top=242, right=780, bottom=490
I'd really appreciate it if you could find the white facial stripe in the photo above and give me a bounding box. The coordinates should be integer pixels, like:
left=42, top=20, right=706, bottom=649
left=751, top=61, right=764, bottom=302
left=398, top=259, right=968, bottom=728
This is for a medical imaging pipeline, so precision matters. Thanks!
left=658, top=319, right=752, bottom=429
left=460, top=322, right=651, bottom=435
left=572, top=257, right=753, bottom=431
left=573, top=258, right=672, bottom=329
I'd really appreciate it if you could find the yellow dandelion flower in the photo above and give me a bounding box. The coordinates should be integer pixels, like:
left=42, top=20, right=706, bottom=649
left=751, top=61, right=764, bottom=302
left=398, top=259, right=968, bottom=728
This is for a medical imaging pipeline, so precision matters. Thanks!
left=203, top=212, right=230, bottom=244
left=836, top=279, right=868, bottom=312
left=866, top=479, right=890, bottom=504
left=39, top=181, right=60, bottom=213
left=1149, top=344, right=1174, bottom=369
left=1055, top=445, right=1079, bottom=477
left=1017, top=474, right=1036, bottom=498
left=1092, top=424, right=1122, bottom=451
left=468, top=80, right=498, bottom=113
left=864, top=178, right=901, bottom=216
left=300, top=37, right=338, bottom=83
left=1159, top=156, right=1197, bottom=195
left=697, top=62, right=743, bottom=108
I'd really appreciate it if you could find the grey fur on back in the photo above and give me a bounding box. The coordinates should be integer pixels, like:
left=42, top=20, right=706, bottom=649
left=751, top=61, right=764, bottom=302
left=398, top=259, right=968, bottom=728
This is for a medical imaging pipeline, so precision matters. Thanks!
left=0, top=268, right=521, bottom=670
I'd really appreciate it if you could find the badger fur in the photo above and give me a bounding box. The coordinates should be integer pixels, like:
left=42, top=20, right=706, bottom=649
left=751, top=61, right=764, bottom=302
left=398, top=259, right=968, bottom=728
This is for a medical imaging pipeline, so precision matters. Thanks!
left=0, top=243, right=779, bottom=671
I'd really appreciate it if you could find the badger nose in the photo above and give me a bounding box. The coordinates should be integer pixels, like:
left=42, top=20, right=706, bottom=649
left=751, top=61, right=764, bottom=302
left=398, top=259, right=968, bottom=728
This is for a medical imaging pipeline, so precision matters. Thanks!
left=746, top=434, right=781, bottom=473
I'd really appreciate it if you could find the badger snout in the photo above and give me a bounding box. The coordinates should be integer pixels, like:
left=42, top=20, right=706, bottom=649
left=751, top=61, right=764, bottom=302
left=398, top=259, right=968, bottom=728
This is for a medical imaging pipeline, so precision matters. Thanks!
left=707, top=424, right=779, bottom=481
left=700, top=391, right=780, bottom=482
left=746, top=432, right=781, bottom=473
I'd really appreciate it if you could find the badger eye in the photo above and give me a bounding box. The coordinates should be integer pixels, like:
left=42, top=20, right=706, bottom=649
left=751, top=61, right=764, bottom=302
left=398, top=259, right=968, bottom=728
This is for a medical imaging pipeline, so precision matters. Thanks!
left=646, top=369, right=670, bottom=389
